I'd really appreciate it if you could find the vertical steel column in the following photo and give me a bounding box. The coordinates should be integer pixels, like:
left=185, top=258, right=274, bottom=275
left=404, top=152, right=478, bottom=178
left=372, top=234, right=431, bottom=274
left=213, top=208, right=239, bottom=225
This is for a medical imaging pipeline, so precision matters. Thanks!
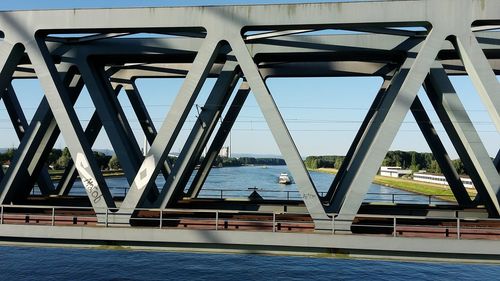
left=410, top=96, right=472, bottom=206
left=159, top=60, right=240, bottom=208
left=424, top=65, right=500, bottom=216
left=187, top=82, right=250, bottom=198
left=329, top=30, right=445, bottom=230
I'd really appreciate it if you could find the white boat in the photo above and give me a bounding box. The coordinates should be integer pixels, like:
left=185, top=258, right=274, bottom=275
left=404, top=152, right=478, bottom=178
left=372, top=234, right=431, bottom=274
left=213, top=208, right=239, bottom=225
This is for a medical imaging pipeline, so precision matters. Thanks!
left=278, top=173, right=292, bottom=185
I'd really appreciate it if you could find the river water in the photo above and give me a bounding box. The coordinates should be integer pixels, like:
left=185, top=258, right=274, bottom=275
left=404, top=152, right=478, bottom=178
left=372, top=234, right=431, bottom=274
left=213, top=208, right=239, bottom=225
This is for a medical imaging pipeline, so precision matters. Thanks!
left=0, top=245, right=498, bottom=280
left=69, top=165, right=450, bottom=205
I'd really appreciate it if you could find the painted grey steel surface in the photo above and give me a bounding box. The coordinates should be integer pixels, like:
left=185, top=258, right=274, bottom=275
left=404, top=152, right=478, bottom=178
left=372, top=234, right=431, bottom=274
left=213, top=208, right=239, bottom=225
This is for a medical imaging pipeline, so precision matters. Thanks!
left=0, top=0, right=497, bottom=231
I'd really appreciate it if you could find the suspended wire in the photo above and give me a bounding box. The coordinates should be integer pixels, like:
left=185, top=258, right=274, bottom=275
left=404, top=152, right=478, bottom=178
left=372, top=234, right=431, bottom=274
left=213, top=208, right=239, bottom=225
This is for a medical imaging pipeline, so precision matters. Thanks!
left=0, top=117, right=496, bottom=125
left=0, top=103, right=493, bottom=112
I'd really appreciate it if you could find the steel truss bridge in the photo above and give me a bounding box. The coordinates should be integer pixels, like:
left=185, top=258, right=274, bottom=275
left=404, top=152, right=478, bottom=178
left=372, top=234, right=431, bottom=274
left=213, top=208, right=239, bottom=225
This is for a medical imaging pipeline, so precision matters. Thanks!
left=0, top=0, right=499, bottom=261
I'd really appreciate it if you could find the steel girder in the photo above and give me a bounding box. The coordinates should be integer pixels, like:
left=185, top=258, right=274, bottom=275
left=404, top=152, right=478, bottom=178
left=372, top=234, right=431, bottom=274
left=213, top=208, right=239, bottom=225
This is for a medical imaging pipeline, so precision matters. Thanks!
left=0, top=0, right=497, bottom=231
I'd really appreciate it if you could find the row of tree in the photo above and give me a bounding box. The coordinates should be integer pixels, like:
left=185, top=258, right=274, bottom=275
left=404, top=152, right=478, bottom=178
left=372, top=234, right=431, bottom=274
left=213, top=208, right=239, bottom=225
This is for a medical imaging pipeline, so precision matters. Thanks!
left=1, top=148, right=117, bottom=171
left=0, top=148, right=286, bottom=171
left=1, top=147, right=471, bottom=175
left=213, top=156, right=286, bottom=167
left=305, top=150, right=468, bottom=175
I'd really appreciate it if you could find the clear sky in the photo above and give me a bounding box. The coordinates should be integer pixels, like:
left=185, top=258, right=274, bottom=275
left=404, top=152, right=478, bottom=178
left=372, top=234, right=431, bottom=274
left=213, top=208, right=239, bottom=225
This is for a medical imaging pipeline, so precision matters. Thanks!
left=1, top=0, right=498, bottom=159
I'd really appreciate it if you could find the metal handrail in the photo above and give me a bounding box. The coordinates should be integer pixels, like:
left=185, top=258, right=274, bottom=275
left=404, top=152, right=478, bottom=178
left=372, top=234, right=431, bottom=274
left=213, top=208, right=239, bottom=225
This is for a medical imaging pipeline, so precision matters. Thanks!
left=1, top=204, right=499, bottom=240
left=330, top=213, right=500, bottom=240
left=48, top=186, right=468, bottom=205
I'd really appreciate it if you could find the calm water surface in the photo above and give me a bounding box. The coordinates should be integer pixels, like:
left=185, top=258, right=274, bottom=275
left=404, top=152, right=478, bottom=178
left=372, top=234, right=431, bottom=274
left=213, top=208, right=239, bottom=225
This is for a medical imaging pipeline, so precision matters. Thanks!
left=0, top=245, right=498, bottom=280
left=68, top=165, right=449, bottom=204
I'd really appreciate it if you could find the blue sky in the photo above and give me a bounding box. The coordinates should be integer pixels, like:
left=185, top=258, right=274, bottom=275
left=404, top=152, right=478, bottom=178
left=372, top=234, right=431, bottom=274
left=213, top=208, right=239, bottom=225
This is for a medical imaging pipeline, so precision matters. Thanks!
left=1, top=1, right=498, bottom=158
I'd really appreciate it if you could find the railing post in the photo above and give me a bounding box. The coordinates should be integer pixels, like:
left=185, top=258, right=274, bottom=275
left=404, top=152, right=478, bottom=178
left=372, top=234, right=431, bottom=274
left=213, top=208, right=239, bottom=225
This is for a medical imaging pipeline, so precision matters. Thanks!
left=51, top=207, right=55, bottom=226
left=272, top=212, right=276, bottom=232
left=220, top=190, right=223, bottom=199
left=159, top=209, right=163, bottom=229
left=215, top=211, right=219, bottom=230
left=1, top=206, right=3, bottom=225
left=332, top=215, right=335, bottom=235
left=457, top=217, right=461, bottom=240
left=393, top=217, right=397, bottom=237
left=428, top=195, right=432, bottom=205
left=287, top=191, right=290, bottom=200
left=105, top=208, right=109, bottom=227
left=392, top=194, right=395, bottom=204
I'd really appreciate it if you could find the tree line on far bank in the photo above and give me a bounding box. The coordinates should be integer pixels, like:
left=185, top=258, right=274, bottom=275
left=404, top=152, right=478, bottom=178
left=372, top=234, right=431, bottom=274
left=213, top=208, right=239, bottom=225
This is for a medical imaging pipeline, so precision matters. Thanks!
left=0, top=147, right=119, bottom=171
left=0, top=148, right=286, bottom=171
left=305, top=150, right=467, bottom=175
left=212, top=156, right=286, bottom=167
left=1, top=147, right=470, bottom=175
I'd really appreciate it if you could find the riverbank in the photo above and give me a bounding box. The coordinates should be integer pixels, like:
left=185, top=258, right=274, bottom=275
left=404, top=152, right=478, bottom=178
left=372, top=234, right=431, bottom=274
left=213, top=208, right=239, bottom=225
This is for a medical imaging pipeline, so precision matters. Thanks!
left=48, top=170, right=125, bottom=181
left=311, top=168, right=477, bottom=203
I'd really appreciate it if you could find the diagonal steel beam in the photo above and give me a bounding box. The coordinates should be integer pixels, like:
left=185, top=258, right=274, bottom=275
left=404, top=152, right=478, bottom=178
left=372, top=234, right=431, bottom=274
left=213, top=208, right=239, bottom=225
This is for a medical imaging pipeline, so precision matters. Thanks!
left=56, top=81, right=164, bottom=200
left=159, top=59, right=241, bottom=208
left=46, top=33, right=131, bottom=44
left=495, top=150, right=500, bottom=173
left=0, top=65, right=85, bottom=203
left=0, top=41, right=61, bottom=201
left=55, top=86, right=121, bottom=196
left=328, top=29, right=445, bottom=230
left=0, top=42, right=26, bottom=189
left=244, top=29, right=315, bottom=41
left=78, top=60, right=149, bottom=193
left=2, top=85, right=54, bottom=195
left=116, top=37, right=222, bottom=220
left=454, top=33, right=500, bottom=132
left=24, top=38, right=115, bottom=216
left=326, top=78, right=393, bottom=202
left=228, top=36, right=330, bottom=228
left=187, top=82, right=251, bottom=198
left=410, top=95, right=472, bottom=206
left=22, top=68, right=85, bottom=199
left=424, top=65, right=500, bottom=216
left=123, top=81, right=172, bottom=176
left=0, top=42, right=24, bottom=92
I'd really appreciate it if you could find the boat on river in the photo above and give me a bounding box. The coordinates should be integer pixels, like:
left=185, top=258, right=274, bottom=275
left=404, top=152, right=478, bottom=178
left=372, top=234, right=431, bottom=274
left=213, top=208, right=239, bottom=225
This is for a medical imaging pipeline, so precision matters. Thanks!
left=278, top=173, right=292, bottom=185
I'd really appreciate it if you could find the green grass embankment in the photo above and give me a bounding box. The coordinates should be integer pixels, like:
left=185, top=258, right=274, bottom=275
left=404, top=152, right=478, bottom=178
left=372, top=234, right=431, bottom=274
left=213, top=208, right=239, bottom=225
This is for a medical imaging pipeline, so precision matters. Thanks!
left=310, top=167, right=477, bottom=203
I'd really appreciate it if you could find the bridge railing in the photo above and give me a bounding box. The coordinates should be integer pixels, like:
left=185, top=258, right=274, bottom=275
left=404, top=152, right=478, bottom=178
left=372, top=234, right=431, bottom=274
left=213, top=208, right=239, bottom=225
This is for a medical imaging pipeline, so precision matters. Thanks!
left=37, top=185, right=464, bottom=205
left=0, top=204, right=498, bottom=240
left=331, top=213, right=500, bottom=240
left=111, top=187, right=461, bottom=204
